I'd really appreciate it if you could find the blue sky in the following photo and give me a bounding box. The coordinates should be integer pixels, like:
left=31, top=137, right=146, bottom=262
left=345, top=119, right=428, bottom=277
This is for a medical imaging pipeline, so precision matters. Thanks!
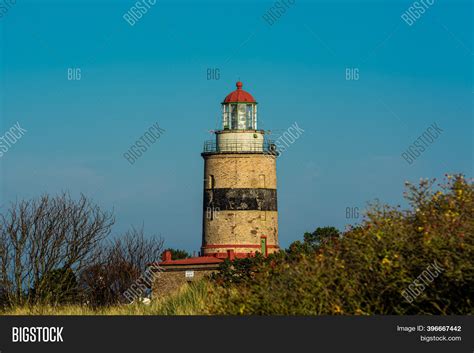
left=0, top=0, right=472, bottom=252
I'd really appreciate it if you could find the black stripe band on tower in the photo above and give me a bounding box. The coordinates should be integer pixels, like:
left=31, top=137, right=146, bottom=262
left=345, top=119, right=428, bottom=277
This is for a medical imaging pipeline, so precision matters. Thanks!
left=203, top=188, right=277, bottom=211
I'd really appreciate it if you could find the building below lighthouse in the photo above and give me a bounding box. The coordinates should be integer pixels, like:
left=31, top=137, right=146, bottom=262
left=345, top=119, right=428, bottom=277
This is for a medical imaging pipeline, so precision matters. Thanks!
left=153, top=82, right=279, bottom=297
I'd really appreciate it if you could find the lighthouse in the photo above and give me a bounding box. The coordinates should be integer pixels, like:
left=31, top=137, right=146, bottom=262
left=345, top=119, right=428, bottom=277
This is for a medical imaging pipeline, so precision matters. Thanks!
left=153, top=82, right=280, bottom=297
left=201, top=82, right=279, bottom=258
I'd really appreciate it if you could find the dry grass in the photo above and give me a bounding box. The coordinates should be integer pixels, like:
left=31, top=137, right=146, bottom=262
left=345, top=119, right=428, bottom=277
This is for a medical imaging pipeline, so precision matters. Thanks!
left=1, top=280, right=210, bottom=316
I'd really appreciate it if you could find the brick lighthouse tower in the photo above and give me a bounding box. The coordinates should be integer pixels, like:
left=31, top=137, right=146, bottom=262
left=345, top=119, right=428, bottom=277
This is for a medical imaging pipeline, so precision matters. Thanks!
left=201, top=82, right=279, bottom=258
left=153, top=82, right=280, bottom=297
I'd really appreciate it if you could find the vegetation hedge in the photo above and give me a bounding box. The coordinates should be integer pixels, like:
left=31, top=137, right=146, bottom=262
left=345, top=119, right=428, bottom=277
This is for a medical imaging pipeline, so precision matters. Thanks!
left=209, top=175, right=473, bottom=315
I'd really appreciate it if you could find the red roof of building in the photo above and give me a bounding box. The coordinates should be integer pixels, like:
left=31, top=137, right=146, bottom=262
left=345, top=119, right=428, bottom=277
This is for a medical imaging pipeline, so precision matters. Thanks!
left=223, top=81, right=256, bottom=103
left=158, top=256, right=224, bottom=266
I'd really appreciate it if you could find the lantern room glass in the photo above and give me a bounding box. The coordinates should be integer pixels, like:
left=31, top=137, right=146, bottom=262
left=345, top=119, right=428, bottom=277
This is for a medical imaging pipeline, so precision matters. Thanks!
left=222, top=103, right=257, bottom=130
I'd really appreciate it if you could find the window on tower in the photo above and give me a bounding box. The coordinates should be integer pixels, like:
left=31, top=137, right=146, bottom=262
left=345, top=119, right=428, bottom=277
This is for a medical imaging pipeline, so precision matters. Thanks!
left=208, top=175, right=215, bottom=189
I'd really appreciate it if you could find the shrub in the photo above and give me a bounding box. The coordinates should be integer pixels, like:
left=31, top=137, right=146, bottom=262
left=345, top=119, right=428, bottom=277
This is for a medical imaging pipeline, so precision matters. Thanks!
left=31, top=267, right=78, bottom=305
left=211, top=253, right=268, bottom=287
left=287, top=226, right=340, bottom=258
left=164, top=248, right=191, bottom=260
left=209, top=174, right=473, bottom=315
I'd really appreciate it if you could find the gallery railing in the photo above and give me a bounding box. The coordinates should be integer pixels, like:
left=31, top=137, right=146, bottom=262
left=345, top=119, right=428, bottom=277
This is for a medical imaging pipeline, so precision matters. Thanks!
left=202, top=139, right=278, bottom=154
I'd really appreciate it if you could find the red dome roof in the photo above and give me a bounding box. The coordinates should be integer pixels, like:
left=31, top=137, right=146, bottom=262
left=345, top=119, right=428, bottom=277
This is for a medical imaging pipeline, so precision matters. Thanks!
left=223, top=81, right=256, bottom=103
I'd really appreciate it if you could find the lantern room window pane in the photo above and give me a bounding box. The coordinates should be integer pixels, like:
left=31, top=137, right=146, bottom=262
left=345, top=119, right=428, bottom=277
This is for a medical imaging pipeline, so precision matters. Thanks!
left=223, top=105, right=230, bottom=129
left=231, top=104, right=238, bottom=129
left=246, top=104, right=254, bottom=129
left=254, top=104, right=257, bottom=129
left=238, top=104, right=246, bottom=129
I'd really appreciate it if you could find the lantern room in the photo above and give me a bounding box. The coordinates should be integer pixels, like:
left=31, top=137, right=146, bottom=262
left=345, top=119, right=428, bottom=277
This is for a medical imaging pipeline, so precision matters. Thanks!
left=222, top=81, right=258, bottom=130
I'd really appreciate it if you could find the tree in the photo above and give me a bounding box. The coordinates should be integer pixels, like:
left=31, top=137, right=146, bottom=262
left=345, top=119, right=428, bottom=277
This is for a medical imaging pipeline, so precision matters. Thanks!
left=288, top=226, right=340, bottom=256
left=79, top=226, right=163, bottom=306
left=164, top=248, right=191, bottom=260
left=0, top=192, right=115, bottom=306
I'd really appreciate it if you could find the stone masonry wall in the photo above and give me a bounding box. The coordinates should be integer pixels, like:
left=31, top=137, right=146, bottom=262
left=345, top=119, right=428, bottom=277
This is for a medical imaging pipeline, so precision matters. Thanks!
left=202, top=153, right=279, bottom=255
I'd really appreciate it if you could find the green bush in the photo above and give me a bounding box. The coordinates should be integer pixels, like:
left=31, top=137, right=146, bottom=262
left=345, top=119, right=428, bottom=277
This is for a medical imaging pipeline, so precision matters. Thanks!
left=31, top=267, right=78, bottom=305
left=287, top=226, right=340, bottom=258
left=211, top=253, right=268, bottom=287
left=164, top=248, right=191, bottom=260
left=209, top=174, right=473, bottom=315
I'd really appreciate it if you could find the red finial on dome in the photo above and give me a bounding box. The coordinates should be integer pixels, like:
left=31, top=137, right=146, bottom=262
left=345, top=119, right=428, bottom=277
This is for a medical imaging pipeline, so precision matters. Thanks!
left=223, top=81, right=256, bottom=103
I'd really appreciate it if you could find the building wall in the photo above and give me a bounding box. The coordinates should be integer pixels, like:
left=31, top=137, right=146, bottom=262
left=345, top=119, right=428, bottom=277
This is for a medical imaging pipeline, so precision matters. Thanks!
left=153, top=269, right=217, bottom=299
left=202, top=153, right=279, bottom=255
